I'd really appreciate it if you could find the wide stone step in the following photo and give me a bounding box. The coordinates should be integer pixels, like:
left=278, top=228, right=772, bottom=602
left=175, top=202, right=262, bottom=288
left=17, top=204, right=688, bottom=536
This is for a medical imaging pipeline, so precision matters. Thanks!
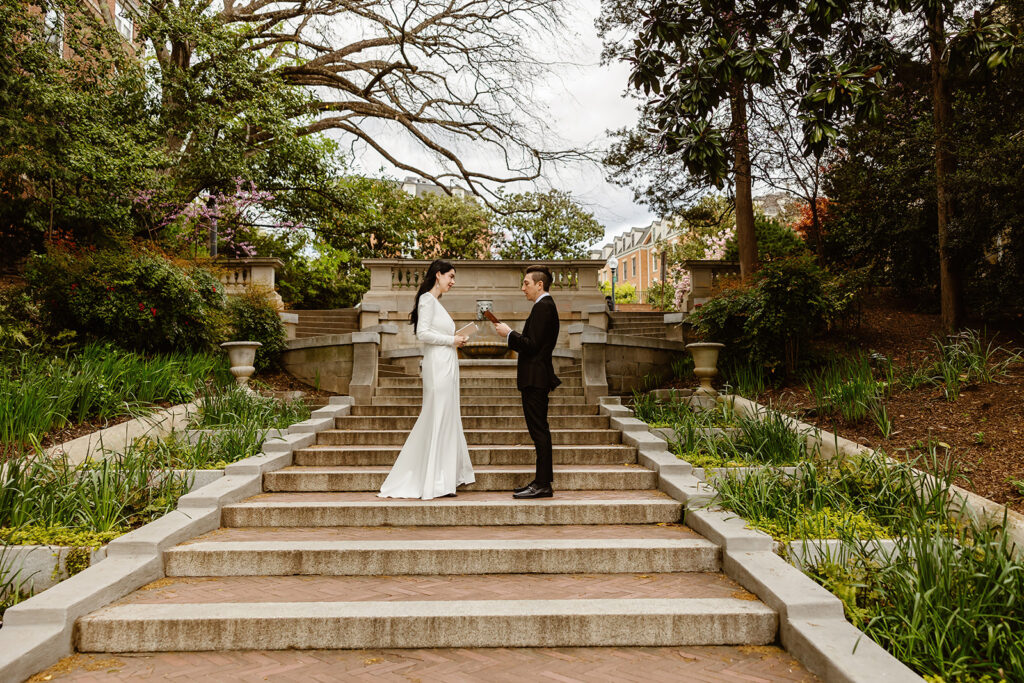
left=351, top=404, right=601, bottom=417
left=334, top=415, right=612, bottom=430
left=265, top=464, right=654, bottom=492
left=221, top=490, right=679, bottom=527
left=371, top=395, right=586, bottom=405
left=293, top=444, right=638, bottom=467
left=374, top=386, right=584, bottom=398
left=378, top=376, right=583, bottom=389
left=77, top=574, right=774, bottom=651
left=164, top=526, right=718, bottom=576
left=315, top=429, right=622, bottom=446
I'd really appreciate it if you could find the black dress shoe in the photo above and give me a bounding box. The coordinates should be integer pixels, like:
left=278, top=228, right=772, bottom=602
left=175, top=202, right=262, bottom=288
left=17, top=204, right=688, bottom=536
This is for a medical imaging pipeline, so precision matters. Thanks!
left=513, top=483, right=553, bottom=499
left=513, top=481, right=537, bottom=494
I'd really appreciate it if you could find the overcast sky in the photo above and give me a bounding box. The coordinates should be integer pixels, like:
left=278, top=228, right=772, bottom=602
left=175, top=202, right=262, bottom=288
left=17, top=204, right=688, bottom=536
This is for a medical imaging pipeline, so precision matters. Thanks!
left=343, top=0, right=655, bottom=253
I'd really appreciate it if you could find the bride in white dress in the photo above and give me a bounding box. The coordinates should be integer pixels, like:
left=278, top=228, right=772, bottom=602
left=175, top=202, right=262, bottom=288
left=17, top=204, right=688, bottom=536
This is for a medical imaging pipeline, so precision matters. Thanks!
left=378, top=260, right=476, bottom=499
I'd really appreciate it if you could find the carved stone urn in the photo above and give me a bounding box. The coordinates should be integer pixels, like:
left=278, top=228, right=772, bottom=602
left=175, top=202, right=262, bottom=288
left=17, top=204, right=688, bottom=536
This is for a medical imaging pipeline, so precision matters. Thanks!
left=686, top=342, right=725, bottom=397
left=221, top=341, right=262, bottom=391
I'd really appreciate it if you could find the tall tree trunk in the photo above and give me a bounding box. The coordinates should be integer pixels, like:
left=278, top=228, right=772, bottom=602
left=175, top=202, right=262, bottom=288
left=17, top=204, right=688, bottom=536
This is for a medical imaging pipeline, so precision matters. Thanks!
left=927, top=7, right=963, bottom=331
left=809, top=194, right=824, bottom=266
left=730, top=79, right=757, bottom=279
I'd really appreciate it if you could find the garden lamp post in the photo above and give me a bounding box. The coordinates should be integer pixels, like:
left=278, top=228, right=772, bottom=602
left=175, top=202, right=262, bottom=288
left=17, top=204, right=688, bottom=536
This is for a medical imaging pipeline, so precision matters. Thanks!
left=607, top=256, right=618, bottom=312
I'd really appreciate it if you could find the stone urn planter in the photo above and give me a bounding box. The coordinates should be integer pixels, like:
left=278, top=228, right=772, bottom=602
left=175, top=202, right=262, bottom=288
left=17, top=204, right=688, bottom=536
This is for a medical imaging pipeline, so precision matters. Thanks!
left=220, top=341, right=262, bottom=391
left=686, top=342, right=725, bottom=398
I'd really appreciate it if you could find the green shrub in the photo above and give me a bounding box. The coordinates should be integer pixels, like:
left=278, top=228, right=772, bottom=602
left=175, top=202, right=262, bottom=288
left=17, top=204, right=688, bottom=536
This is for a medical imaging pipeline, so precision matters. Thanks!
left=724, top=213, right=808, bottom=262
left=645, top=281, right=676, bottom=311
left=600, top=280, right=637, bottom=304
left=691, top=255, right=834, bottom=375
left=25, top=247, right=227, bottom=352
left=226, top=291, right=286, bottom=372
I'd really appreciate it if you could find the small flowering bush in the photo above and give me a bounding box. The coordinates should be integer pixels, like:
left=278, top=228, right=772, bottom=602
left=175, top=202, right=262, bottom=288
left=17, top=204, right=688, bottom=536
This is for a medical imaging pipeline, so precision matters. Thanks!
left=226, top=290, right=286, bottom=371
left=25, top=247, right=228, bottom=352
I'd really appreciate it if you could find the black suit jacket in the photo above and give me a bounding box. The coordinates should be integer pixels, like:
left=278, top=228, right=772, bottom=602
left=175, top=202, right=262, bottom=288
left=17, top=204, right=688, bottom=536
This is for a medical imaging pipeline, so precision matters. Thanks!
left=507, top=295, right=561, bottom=391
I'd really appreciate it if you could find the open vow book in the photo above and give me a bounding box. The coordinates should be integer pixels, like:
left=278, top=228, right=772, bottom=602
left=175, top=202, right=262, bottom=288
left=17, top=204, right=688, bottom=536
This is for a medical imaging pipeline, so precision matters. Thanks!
left=456, top=322, right=479, bottom=337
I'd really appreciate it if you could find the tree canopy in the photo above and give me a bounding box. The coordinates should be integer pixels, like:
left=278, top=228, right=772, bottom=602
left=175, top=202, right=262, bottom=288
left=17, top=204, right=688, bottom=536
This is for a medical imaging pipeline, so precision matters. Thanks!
left=492, top=190, right=605, bottom=260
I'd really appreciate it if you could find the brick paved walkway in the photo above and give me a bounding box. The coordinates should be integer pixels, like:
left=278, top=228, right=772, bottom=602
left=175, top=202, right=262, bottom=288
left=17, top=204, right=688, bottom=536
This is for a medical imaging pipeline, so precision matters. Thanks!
left=37, top=646, right=818, bottom=682
left=110, top=572, right=751, bottom=605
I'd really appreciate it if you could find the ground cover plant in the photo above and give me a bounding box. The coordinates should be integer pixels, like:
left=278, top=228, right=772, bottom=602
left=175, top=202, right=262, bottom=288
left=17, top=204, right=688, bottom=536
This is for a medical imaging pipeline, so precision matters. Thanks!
left=0, top=450, right=188, bottom=549
left=633, top=392, right=812, bottom=468
left=0, top=343, right=226, bottom=456
left=711, top=450, right=1024, bottom=681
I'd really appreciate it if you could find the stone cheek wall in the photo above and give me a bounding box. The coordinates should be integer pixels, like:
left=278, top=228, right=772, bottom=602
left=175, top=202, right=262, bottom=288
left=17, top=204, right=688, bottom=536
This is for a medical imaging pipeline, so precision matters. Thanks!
left=282, top=338, right=354, bottom=394
left=605, top=339, right=685, bottom=395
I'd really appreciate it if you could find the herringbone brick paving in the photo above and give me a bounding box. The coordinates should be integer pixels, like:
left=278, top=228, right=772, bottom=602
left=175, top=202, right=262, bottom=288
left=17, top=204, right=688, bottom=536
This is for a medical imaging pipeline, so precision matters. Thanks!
left=180, top=523, right=703, bottom=544
left=113, top=572, right=750, bottom=604
left=39, top=646, right=818, bottom=682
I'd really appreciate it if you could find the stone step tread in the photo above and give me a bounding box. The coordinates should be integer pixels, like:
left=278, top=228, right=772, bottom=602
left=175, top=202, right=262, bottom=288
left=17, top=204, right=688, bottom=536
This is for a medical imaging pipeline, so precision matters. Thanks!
left=239, top=489, right=673, bottom=503
left=351, top=405, right=602, bottom=416
left=163, top=538, right=722, bottom=576
left=77, top=599, right=776, bottom=651
left=334, top=416, right=611, bottom=427
left=99, top=572, right=754, bottom=605
left=264, top=465, right=653, bottom=490
left=296, top=445, right=637, bottom=456
left=317, top=429, right=621, bottom=436
left=273, top=464, right=650, bottom=474
left=181, top=523, right=702, bottom=544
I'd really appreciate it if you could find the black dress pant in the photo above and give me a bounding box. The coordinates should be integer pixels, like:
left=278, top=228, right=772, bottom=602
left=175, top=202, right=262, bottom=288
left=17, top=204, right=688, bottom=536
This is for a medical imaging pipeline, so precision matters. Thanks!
left=521, top=387, right=553, bottom=486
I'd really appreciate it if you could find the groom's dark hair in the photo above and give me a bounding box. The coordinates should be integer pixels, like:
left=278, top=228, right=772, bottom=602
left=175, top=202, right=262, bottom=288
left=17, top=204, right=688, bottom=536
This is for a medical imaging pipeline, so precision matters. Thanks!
left=525, top=265, right=552, bottom=292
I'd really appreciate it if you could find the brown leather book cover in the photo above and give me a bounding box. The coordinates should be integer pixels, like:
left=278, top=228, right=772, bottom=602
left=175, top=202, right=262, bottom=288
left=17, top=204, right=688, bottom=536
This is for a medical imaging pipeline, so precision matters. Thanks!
left=482, top=310, right=500, bottom=325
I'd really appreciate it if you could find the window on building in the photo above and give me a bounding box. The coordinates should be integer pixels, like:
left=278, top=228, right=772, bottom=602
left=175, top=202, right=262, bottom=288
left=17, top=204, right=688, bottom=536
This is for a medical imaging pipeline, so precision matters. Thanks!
left=114, top=0, right=134, bottom=41
left=623, top=261, right=628, bottom=279
left=43, top=9, right=64, bottom=56
left=632, top=256, right=637, bottom=279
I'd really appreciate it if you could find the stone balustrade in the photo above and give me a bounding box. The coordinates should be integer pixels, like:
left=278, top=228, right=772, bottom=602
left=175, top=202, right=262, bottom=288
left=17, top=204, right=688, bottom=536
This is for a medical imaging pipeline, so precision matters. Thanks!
left=217, top=257, right=285, bottom=310
left=681, top=260, right=740, bottom=312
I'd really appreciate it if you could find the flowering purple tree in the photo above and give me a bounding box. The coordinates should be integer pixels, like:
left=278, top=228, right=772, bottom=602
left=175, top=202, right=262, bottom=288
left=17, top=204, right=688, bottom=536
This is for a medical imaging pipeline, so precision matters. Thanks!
left=133, top=179, right=303, bottom=258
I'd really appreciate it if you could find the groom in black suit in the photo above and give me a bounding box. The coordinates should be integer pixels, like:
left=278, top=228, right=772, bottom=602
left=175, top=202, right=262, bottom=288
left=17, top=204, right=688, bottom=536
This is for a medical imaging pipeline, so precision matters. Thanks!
left=495, top=265, right=560, bottom=499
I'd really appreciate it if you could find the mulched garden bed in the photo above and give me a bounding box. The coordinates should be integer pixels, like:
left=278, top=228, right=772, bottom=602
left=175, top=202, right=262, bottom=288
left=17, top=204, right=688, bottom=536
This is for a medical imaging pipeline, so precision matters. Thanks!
left=758, top=296, right=1024, bottom=513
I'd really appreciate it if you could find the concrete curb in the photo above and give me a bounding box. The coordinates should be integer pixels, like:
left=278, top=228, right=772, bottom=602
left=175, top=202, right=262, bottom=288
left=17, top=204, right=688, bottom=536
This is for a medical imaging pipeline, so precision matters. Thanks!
left=605, top=396, right=921, bottom=682
left=46, top=400, right=202, bottom=466
left=0, top=400, right=353, bottom=683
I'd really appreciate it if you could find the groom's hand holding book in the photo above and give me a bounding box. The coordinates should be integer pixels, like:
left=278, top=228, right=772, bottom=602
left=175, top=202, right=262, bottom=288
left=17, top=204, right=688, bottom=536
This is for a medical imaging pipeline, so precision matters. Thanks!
left=486, top=311, right=513, bottom=338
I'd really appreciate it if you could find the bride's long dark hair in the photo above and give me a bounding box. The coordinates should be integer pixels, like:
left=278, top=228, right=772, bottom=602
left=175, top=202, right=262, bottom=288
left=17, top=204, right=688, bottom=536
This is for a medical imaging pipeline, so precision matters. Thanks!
left=410, top=259, right=455, bottom=332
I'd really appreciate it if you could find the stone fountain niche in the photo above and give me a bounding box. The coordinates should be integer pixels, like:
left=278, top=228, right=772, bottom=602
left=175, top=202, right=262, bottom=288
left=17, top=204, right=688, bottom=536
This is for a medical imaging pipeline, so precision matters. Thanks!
left=460, top=299, right=509, bottom=359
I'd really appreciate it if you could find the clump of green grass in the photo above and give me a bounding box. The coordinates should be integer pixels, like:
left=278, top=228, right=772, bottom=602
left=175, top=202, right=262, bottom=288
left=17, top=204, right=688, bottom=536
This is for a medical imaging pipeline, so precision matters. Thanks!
left=804, top=352, right=892, bottom=424
left=924, top=330, right=1021, bottom=401
left=670, top=404, right=814, bottom=468
left=721, top=359, right=768, bottom=397
left=631, top=391, right=738, bottom=429
left=0, top=449, right=186, bottom=534
left=137, top=423, right=278, bottom=470
left=192, top=384, right=310, bottom=430
left=0, top=343, right=226, bottom=450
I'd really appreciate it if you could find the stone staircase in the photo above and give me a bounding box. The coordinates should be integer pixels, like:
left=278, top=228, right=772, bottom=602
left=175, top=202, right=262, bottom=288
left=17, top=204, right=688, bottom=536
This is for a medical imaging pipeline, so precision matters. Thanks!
left=294, top=308, right=359, bottom=339
left=610, top=311, right=670, bottom=339
left=73, top=362, right=776, bottom=653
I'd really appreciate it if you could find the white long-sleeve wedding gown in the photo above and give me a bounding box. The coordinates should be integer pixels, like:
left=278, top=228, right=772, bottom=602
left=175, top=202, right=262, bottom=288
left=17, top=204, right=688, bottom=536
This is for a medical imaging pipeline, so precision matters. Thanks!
left=378, top=292, right=475, bottom=499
